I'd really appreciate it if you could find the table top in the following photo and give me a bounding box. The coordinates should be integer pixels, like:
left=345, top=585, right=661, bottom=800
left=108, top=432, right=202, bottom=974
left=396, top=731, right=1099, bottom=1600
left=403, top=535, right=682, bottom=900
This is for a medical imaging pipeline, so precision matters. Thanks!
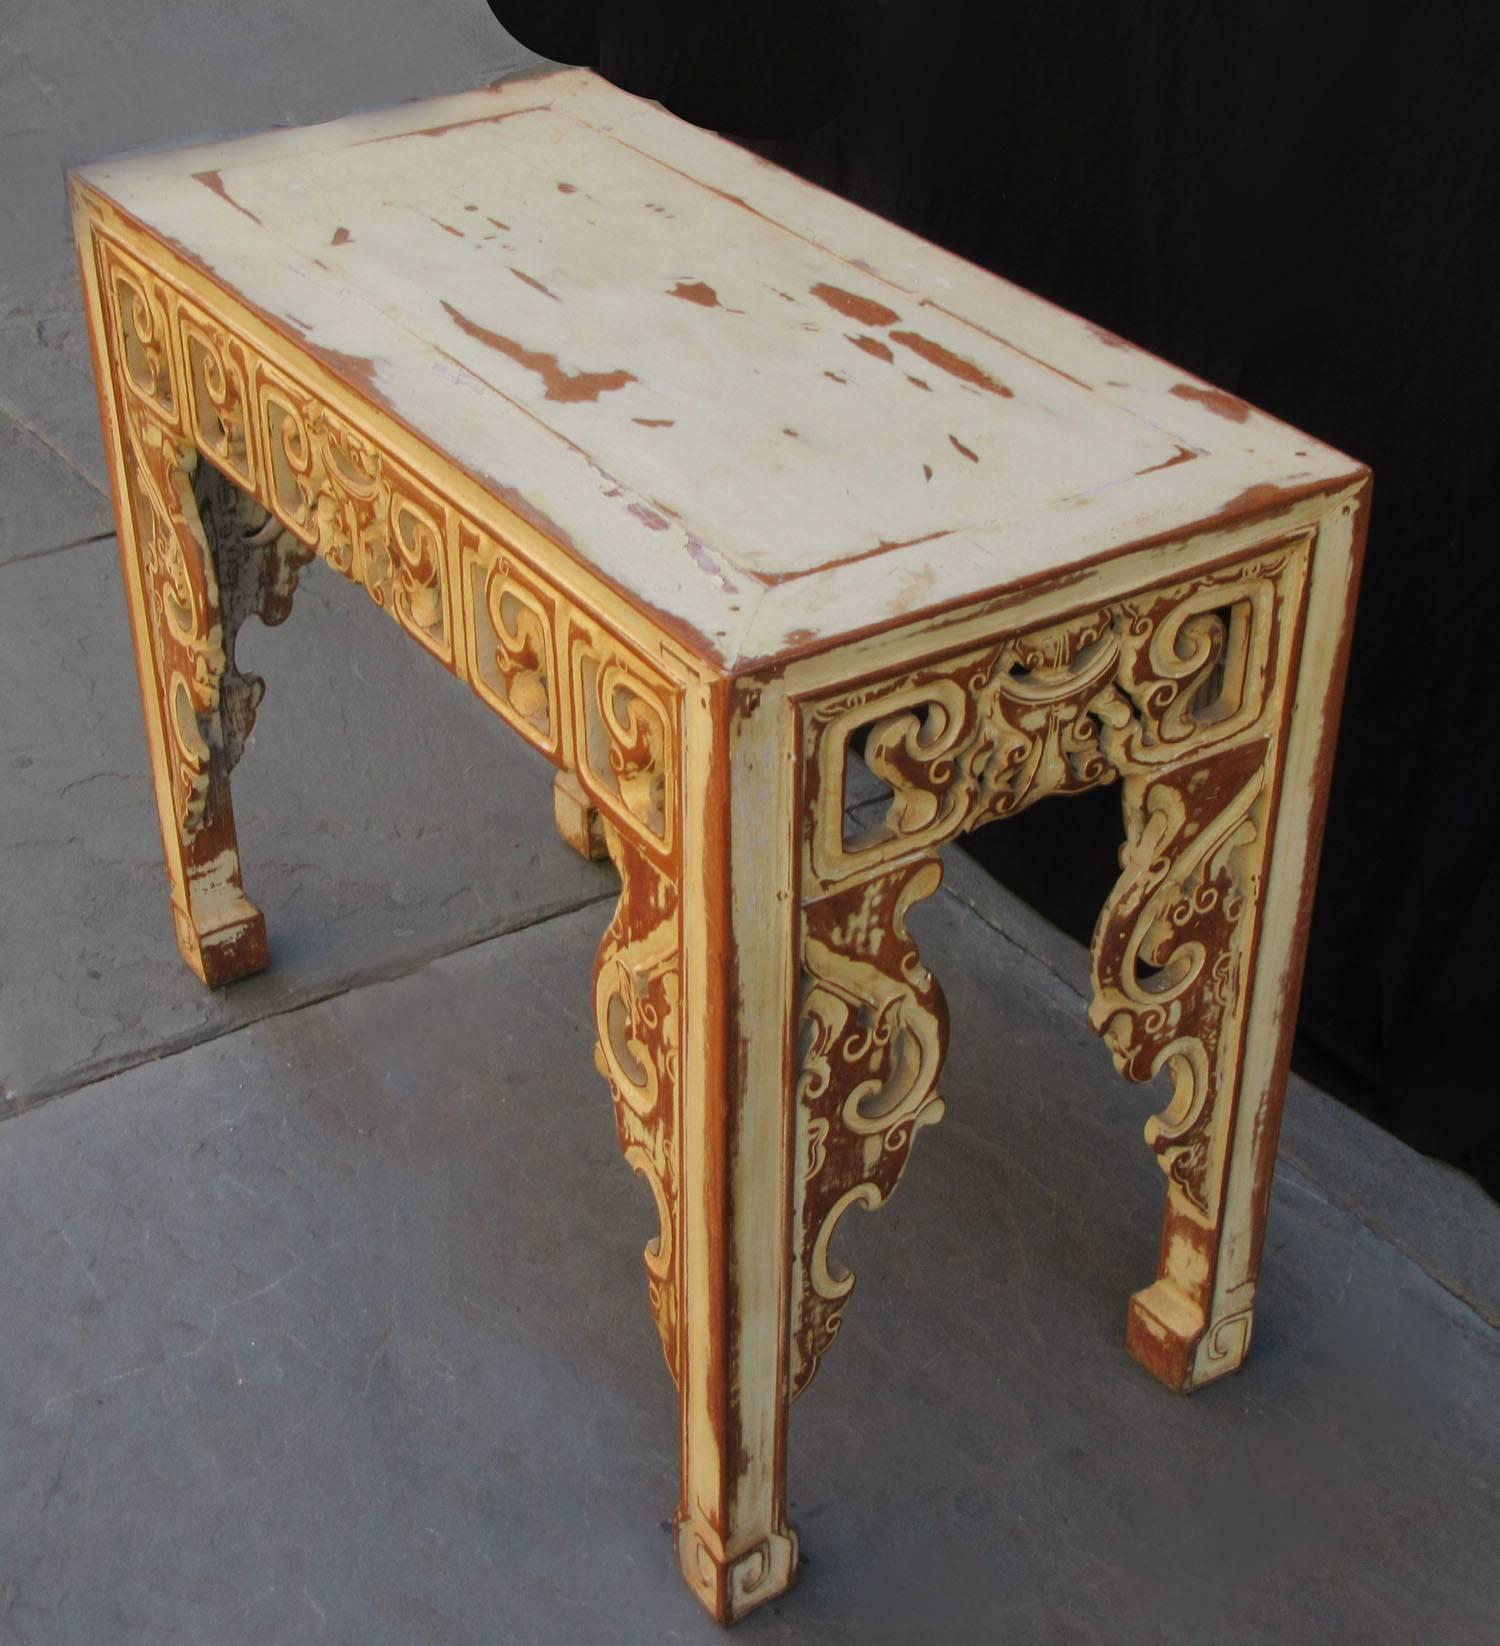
left=79, top=67, right=1362, bottom=669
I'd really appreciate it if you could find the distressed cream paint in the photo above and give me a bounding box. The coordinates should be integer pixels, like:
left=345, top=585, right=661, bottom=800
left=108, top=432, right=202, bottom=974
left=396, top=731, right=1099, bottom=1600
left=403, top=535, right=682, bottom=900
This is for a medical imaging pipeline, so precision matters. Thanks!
left=72, top=66, right=1368, bottom=1624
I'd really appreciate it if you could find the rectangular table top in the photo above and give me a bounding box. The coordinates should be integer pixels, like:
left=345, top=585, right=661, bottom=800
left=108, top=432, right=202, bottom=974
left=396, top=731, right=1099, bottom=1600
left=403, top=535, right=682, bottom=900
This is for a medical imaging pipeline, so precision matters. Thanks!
left=78, top=66, right=1362, bottom=669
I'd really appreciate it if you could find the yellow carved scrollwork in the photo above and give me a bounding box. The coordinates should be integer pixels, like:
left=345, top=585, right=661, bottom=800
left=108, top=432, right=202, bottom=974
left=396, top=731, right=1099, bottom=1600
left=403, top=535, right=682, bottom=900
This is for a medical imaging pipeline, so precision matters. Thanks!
left=571, top=622, right=675, bottom=855
left=593, top=824, right=682, bottom=1382
left=462, top=523, right=559, bottom=751
left=793, top=542, right=1309, bottom=1390
left=256, top=374, right=450, bottom=658
left=791, top=857, right=946, bottom=1396
left=122, top=402, right=225, bottom=832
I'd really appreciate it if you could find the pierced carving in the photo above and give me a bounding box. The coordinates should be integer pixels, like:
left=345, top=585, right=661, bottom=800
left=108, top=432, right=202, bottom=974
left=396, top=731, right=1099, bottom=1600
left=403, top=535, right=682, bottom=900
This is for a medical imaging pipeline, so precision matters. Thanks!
left=105, top=244, right=181, bottom=427
left=1089, top=743, right=1268, bottom=1217
left=193, top=459, right=313, bottom=771
left=795, top=543, right=1309, bottom=1387
left=256, top=372, right=451, bottom=659
left=121, top=399, right=312, bottom=833
left=571, top=623, right=674, bottom=853
left=791, top=857, right=947, bottom=1396
left=180, top=309, right=256, bottom=492
left=90, top=220, right=684, bottom=865
left=122, top=401, right=227, bottom=833
left=594, top=824, right=682, bottom=1382
left=462, top=522, right=559, bottom=752
left=808, top=547, right=1300, bottom=893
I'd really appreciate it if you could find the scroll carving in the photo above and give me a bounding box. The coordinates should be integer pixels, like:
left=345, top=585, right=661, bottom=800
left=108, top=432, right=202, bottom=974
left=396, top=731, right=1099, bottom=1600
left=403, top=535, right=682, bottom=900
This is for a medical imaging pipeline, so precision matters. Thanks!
left=90, top=218, right=682, bottom=867
left=594, top=824, right=682, bottom=1383
left=106, top=248, right=180, bottom=426
left=1089, top=743, right=1267, bottom=1217
left=791, top=857, right=947, bottom=1396
left=257, top=373, right=451, bottom=660
left=794, top=543, right=1308, bottom=1391
left=122, top=402, right=229, bottom=834
left=462, top=522, right=559, bottom=752
left=120, top=398, right=311, bottom=834
left=192, top=459, right=313, bottom=771
left=93, top=207, right=693, bottom=1378
left=571, top=623, right=675, bottom=855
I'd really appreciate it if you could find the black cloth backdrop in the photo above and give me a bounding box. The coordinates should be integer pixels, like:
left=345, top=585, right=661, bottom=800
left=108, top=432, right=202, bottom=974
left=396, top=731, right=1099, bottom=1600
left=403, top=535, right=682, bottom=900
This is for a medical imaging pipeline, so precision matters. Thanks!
left=486, top=1, right=1500, bottom=1196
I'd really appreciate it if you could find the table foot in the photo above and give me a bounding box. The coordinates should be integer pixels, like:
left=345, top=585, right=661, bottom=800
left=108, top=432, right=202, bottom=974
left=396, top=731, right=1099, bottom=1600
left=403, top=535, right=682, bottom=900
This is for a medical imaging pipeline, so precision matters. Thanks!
left=674, top=1517, right=799, bottom=1625
left=1126, top=1281, right=1252, bottom=1393
left=172, top=899, right=269, bottom=989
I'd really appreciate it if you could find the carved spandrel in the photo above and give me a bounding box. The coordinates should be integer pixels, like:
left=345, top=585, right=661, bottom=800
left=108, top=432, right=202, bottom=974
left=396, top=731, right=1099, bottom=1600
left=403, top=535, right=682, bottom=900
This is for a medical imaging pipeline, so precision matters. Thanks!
left=594, top=822, right=682, bottom=1384
left=1089, top=741, right=1268, bottom=1218
left=121, top=398, right=312, bottom=831
left=192, top=459, right=313, bottom=772
left=791, top=857, right=947, bottom=1397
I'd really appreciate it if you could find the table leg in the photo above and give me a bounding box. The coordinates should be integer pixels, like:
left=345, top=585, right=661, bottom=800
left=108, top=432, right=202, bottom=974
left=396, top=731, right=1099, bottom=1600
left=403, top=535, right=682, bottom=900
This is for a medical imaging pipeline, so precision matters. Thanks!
left=96, top=394, right=307, bottom=986
left=591, top=679, right=801, bottom=1622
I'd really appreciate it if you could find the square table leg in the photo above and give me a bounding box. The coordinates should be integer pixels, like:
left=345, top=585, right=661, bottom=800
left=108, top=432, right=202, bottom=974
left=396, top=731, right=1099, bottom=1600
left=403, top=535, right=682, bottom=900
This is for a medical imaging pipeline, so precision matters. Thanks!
left=78, top=230, right=308, bottom=986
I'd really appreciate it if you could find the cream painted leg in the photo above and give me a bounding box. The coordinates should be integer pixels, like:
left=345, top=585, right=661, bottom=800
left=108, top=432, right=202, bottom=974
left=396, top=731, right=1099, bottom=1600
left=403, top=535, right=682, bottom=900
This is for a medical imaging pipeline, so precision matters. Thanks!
left=109, top=407, right=307, bottom=987
left=669, top=679, right=799, bottom=1624
left=1090, top=738, right=1278, bottom=1390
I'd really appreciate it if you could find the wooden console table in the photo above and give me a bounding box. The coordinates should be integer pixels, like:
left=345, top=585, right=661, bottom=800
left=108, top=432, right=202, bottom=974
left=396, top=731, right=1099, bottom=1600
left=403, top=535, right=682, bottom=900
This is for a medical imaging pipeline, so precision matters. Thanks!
left=72, top=67, right=1368, bottom=1624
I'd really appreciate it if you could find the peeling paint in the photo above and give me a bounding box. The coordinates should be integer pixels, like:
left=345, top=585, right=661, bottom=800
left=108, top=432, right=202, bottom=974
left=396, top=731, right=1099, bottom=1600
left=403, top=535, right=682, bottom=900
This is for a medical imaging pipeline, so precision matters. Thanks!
left=1136, top=444, right=1198, bottom=476
left=890, top=331, right=1013, bottom=398
left=1171, top=383, right=1251, bottom=423
left=685, top=537, right=741, bottom=594
left=629, top=501, right=671, bottom=532
left=510, top=267, right=560, bottom=301
left=441, top=300, right=637, bottom=403
left=668, top=279, right=722, bottom=308
left=808, top=283, right=901, bottom=328
left=846, top=334, right=894, bottom=363
left=949, top=435, right=979, bottom=463
left=192, top=170, right=261, bottom=225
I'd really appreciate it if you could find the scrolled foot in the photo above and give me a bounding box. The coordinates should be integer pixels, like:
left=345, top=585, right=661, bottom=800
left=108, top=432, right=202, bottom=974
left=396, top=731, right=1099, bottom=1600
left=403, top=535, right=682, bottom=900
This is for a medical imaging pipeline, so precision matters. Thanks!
left=674, top=1514, right=799, bottom=1625
left=172, top=899, right=270, bottom=989
left=1126, top=1281, right=1253, bottom=1393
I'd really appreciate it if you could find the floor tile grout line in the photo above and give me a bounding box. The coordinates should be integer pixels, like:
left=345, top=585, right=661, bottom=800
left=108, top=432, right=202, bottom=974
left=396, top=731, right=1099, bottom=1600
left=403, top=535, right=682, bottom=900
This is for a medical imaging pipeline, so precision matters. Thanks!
left=1277, top=1148, right=1500, bottom=1335
left=0, top=397, right=109, bottom=499
left=0, top=529, right=115, bottom=571
left=0, top=886, right=619, bottom=1123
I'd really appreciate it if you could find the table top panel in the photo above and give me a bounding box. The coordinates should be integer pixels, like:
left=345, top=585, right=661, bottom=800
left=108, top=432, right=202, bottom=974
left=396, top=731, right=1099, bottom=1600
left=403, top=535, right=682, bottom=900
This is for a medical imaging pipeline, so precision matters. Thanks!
left=79, top=68, right=1362, bottom=667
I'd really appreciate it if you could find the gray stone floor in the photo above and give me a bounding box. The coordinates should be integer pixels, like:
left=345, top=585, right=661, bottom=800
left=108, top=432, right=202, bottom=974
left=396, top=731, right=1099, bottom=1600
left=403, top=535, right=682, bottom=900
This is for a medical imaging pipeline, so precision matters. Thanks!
left=3, top=7, right=1499, bottom=1642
